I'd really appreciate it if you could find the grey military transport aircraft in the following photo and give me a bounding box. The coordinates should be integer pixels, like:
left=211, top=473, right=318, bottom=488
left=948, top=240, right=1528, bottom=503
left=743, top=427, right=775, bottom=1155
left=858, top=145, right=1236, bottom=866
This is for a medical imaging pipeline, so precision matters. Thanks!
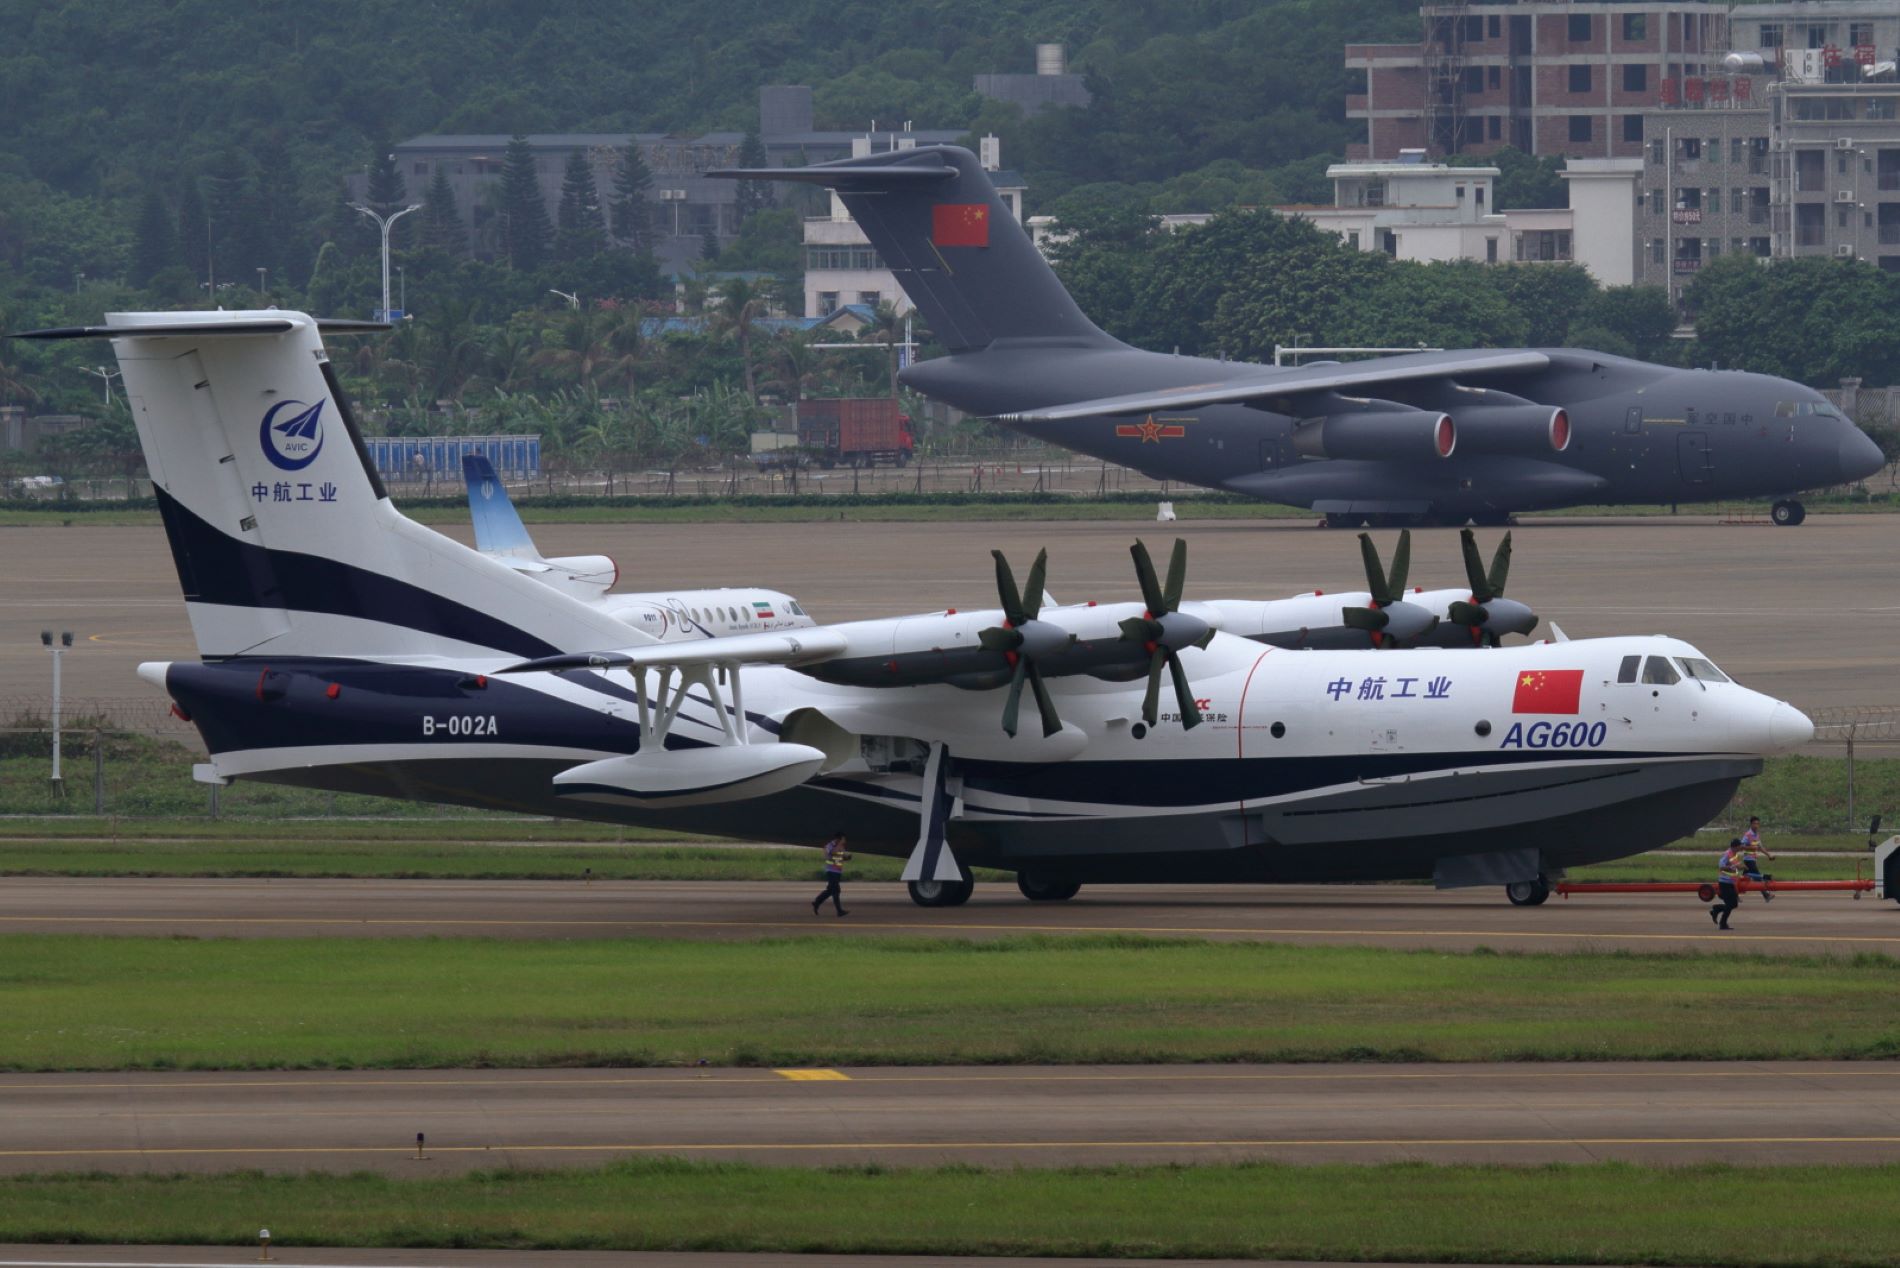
left=717, top=146, right=1885, bottom=527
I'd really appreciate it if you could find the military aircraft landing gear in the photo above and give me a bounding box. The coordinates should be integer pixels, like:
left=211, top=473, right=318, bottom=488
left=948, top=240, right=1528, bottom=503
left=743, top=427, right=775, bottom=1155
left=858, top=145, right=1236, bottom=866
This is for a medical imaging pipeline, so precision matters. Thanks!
left=909, top=878, right=975, bottom=907
left=1771, top=499, right=1806, bottom=526
left=1323, top=512, right=1364, bottom=529
left=1505, top=876, right=1552, bottom=906
left=1470, top=511, right=1514, bottom=527
left=1016, top=872, right=1082, bottom=902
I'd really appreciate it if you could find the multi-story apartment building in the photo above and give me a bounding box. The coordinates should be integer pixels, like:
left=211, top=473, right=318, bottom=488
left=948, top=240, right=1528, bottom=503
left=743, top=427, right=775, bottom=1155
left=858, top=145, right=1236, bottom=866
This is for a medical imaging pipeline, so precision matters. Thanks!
left=1346, top=1, right=1730, bottom=160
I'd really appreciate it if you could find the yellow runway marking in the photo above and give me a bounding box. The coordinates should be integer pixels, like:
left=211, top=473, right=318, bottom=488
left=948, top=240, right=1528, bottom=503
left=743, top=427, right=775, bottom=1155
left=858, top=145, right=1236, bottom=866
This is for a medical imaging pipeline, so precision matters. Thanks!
left=1, top=1066, right=1890, bottom=1094
left=773, top=1068, right=850, bottom=1081
left=2, top=912, right=1897, bottom=946
left=4, top=1135, right=1900, bottom=1160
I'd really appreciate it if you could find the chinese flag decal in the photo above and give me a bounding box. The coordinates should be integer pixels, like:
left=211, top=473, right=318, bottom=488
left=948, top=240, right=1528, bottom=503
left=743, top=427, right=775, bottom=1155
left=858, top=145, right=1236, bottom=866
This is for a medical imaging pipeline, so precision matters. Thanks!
left=932, top=203, right=990, bottom=247
left=1511, top=669, right=1584, bottom=714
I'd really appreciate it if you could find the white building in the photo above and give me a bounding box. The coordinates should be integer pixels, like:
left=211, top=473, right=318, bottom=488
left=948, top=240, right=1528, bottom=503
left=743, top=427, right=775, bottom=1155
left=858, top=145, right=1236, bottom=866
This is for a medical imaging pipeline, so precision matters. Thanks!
left=802, top=136, right=1025, bottom=318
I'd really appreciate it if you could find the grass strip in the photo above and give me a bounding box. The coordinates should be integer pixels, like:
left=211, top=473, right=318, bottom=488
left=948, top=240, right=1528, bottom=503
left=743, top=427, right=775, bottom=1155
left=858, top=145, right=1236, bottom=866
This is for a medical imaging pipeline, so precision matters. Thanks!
left=1568, top=853, right=1873, bottom=884
left=2, top=935, right=1896, bottom=1071
left=2, top=1158, right=1898, bottom=1265
left=0, top=816, right=687, bottom=843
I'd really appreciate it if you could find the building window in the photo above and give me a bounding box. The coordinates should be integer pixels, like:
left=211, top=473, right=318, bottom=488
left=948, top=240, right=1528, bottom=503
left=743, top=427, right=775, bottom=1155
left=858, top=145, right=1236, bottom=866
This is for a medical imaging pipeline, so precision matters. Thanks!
left=1650, top=189, right=1665, bottom=214
left=1464, top=14, right=1482, bottom=41
left=1486, top=237, right=1498, bottom=263
left=817, top=291, right=840, bottom=314
left=1569, top=115, right=1593, bottom=142
left=1456, top=184, right=1466, bottom=200
left=858, top=291, right=881, bottom=307
left=1707, top=237, right=1722, bottom=259
left=1363, top=181, right=1387, bottom=207
left=1488, top=65, right=1501, bottom=89
left=1474, top=185, right=1485, bottom=207
left=1568, top=14, right=1591, bottom=42
left=1795, top=203, right=1825, bottom=246
left=1879, top=150, right=1900, bottom=192
left=1750, top=237, right=1771, bottom=256
left=1651, top=239, right=1667, bottom=264
left=1805, top=24, right=1826, bottom=50
left=1488, top=115, right=1501, bottom=139
left=1622, top=13, right=1647, bottom=42
left=1850, top=22, right=1874, bottom=49
left=1649, top=138, right=1666, bottom=166
left=1465, top=66, right=1484, bottom=94
left=1759, top=24, right=1782, bottom=50
left=1880, top=205, right=1900, bottom=245
left=1345, top=231, right=1360, bottom=249
left=806, top=246, right=883, bottom=270
left=1679, top=137, right=1701, bottom=160
left=1517, top=229, right=1573, bottom=262
left=1624, top=115, right=1644, bottom=142
left=1707, top=188, right=1722, bottom=215
left=1487, top=14, right=1500, bottom=39
left=1870, top=98, right=1898, bottom=122
left=1623, top=64, right=1647, bottom=92
left=1570, top=64, right=1592, bottom=93
left=1795, top=149, right=1825, bottom=192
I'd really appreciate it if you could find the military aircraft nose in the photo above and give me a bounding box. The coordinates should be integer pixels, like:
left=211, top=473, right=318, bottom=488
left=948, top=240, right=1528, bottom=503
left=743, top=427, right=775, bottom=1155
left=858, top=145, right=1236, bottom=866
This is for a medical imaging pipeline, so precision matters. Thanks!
left=1769, top=703, right=1814, bottom=753
left=1839, top=429, right=1885, bottom=483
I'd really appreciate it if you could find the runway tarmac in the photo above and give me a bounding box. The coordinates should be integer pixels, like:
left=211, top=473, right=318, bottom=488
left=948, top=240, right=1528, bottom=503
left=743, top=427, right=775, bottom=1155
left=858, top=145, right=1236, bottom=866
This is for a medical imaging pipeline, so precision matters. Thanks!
left=1, top=877, right=1894, bottom=955
left=4, top=514, right=1898, bottom=714
left=0, top=1254, right=1580, bottom=1268
left=2, top=1061, right=1895, bottom=1173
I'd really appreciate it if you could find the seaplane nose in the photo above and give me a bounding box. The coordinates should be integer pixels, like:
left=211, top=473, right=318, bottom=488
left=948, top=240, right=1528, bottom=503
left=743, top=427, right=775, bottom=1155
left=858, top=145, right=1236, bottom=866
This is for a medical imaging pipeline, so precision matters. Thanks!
left=1768, top=702, right=1814, bottom=752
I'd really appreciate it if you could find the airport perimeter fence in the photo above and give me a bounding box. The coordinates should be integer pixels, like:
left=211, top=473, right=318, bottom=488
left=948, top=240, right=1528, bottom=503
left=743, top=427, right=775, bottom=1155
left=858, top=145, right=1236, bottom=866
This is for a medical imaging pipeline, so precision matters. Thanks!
left=2, top=695, right=1897, bottom=832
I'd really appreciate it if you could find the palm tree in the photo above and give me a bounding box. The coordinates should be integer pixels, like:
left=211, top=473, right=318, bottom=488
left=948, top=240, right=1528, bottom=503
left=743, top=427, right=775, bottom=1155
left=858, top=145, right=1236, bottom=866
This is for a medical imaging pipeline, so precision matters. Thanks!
left=534, top=308, right=624, bottom=392
left=419, top=298, right=483, bottom=403
left=862, top=301, right=907, bottom=399
left=709, top=276, right=774, bottom=403
left=764, top=330, right=824, bottom=405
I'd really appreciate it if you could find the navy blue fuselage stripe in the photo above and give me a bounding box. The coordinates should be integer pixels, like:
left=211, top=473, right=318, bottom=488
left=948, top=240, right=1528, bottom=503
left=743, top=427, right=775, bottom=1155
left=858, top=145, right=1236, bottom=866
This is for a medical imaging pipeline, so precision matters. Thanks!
left=153, top=487, right=560, bottom=659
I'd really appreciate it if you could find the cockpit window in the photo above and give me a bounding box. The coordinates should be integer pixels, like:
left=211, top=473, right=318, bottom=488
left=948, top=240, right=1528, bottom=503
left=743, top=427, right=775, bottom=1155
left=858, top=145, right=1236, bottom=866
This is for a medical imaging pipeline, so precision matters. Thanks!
left=1777, top=400, right=1845, bottom=420
left=1677, top=657, right=1730, bottom=684
left=1641, top=655, right=1681, bottom=685
left=788, top=601, right=806, bottom=616
left=1775, top=401, right=1795, bottom=418
left=1617, top=654, right=1641, bottom=684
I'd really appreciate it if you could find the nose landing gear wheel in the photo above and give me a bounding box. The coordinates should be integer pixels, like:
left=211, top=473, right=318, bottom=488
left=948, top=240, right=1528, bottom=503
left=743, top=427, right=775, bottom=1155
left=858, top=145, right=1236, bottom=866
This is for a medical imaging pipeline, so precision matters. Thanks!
left=908, top=878, right=975, bottom=907
left=1505, top=876, right=1551, bottom=906
left=1770, top=499, right=1806, bottom=526
left=1016, top=873, right=1082, bottom=902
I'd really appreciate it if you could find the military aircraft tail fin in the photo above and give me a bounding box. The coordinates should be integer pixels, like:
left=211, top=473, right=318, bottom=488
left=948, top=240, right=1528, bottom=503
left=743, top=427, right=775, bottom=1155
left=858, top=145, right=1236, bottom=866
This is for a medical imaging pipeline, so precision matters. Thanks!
left=15, top=311, right=640, bottom=662
left=714, top=145, right=1121, bottom=355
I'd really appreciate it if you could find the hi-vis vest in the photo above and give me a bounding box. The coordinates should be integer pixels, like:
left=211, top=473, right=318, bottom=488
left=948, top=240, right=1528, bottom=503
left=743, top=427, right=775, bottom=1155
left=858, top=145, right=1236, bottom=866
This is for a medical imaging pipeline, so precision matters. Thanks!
left=824, top=843, right=845, bottom=875
left=1718, top=851, right=1744, bottom=882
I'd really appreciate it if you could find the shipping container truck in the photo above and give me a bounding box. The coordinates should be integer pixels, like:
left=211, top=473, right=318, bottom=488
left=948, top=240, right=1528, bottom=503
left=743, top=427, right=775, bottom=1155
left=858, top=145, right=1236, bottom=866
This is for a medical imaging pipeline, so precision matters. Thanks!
left=796, top=398, right=915, bottom=468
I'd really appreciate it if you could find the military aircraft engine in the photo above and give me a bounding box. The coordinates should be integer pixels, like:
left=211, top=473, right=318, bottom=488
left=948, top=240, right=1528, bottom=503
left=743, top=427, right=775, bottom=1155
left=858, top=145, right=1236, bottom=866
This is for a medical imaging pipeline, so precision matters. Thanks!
left=1291, top=410, right=1455, bottom=462
left=1445, top=406, right=1571, bottom=457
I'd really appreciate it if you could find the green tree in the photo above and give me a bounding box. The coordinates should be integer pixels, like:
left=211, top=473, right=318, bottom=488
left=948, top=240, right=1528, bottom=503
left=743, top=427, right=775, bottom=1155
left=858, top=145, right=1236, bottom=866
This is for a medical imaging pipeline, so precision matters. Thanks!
left=610, top=141, right=654, bottom=255
left=1576, top=285, right=1677, bottom=362
left=1339, top=261, right=1529, bottom=350
left=420, top=167, right=466, bottom=257
left=177, top=176, right=209, bottom=288
left=129, top=189, right=176, bottom=287
left=499, top=135, right=552, bottom=272
left=1485, top=263, right=1596, bottom=347
left=699, top=224, right=721, bottom=266
left=734, top=128, right=773, bottom=221
left=202, top=149, right=250, bottom=286
left=249, top=139, right=308, bottom=288
left=1685, top=256, right=1900, bottom=387
left=709, top=276, right=773, bottom=402
left=1448, top=147, right=1566, bottom=211
left=555, top=150, right=606, bottom=262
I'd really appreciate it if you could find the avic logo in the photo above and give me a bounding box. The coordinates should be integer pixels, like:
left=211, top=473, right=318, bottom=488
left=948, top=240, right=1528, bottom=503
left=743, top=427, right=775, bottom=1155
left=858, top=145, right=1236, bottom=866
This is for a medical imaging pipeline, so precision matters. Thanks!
left=260, top=399, right=326, bottom=471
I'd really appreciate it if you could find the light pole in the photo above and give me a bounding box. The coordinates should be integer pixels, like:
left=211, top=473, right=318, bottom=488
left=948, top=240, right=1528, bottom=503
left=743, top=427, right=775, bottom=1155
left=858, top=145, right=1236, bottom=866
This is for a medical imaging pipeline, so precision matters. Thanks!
left=350, top=202, right=421, bottom=321
left=78, top=366, right=121, bottom=406
left=41, top=630, right=72, bottom=787
left=256, top=266, right=268, bottom=300
left=397, top=265, right=405, bottom=316
left=548, top=288, right=580, bottom=310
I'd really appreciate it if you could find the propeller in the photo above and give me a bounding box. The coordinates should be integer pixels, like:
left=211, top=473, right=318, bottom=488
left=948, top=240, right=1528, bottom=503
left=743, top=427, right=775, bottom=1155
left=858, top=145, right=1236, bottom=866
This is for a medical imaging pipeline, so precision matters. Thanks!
left=979, top=548, right=1073, bottom=737
left=1341, top=530, right=1439, bottom=647
left=1118, top=538, right=1214, bottom=729
left=1446, top=529, right=1538, bottom=646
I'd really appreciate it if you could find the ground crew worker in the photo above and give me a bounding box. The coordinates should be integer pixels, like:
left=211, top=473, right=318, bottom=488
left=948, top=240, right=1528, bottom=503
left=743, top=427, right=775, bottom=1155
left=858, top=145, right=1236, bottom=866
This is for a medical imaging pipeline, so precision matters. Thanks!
left=1710, top=839, right=1744, bottom=930
left=1740, top=815, right=1775, bottom=902
left=812, top=831, right=850, bottom=917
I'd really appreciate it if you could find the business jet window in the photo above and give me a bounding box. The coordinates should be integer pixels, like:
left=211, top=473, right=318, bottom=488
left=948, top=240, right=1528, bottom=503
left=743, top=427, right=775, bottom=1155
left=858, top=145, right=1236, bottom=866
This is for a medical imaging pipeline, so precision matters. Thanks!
left=690, top=608, right=701, bottom=623
left=1676, top=657, right=1730, bottom=683
left=1641, top=656, right=1681, bottom=685
left=1617, top=654, right=1641, bottom=683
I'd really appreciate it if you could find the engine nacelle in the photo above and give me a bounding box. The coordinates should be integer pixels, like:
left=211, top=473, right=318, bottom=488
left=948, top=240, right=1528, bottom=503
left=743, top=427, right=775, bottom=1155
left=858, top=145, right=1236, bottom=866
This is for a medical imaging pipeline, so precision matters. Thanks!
left=1291, top=411, right=1456, bottom=462
left=1447, top=406, right=1570, bottom=456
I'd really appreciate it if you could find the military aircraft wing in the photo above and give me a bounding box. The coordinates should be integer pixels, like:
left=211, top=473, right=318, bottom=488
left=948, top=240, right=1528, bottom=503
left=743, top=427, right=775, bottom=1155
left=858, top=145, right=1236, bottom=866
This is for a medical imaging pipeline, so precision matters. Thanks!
left=500, top=628, right=849, bottom=675
left=997, top=350, right=1552, bottom=422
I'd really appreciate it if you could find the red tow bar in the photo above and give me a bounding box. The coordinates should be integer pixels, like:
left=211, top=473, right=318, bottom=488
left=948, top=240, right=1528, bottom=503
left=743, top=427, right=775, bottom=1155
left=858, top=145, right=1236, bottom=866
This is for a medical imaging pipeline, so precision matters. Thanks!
left=1555, top=879, right=1876, bottom=902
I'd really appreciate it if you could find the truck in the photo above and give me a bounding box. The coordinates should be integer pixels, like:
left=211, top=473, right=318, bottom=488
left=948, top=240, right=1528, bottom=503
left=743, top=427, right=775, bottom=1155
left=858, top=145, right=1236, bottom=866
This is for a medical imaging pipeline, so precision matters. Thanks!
left=749, top=430, right=802, bottom=472
left=795, top=398, right=915, bottom=468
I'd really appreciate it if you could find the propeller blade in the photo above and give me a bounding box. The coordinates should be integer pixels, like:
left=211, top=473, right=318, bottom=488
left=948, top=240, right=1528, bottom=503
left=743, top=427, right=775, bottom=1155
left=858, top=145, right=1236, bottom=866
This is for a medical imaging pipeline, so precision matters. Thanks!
left=1387, top=529, right=1412, bottom=595
left=1021, top=548, right=1049, bottom=619
left=1130, top=539, right=1167, bottom=615
left=1448, top=600, right=1488, bottom=628
left=1459, top=528, right=1490, bottom=602
left=1488, top=532, right=1513, bottom=597
left=1356, top=533, right=1389, bottom=604
left=1161, top=538, right=1188, bottom=611
left=1141, top=647, right=1167, bottom=726
left=1001, top=657, right=1028, bottom=738
left=1341, top=606, right=1390, bottom=632
left=978, top=625, right=1022, bottom=653
left=1167, top=651, right=1202, bottom=730
left=1026, top=665, right=1062, bottom=738
left=992, top=549, right=1026, bottom=625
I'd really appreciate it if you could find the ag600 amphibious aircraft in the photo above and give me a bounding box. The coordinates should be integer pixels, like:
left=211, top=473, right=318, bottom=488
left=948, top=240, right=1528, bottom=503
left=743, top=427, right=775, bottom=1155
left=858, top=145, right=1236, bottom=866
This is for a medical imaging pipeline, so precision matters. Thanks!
left=17, top=312, right=1814, bottom=906
left=715, top=147, right=1884, bottom=528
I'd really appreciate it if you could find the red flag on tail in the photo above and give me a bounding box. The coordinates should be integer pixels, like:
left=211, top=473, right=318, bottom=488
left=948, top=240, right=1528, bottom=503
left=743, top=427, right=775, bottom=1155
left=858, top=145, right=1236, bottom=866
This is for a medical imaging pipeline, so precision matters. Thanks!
left=932, top=203, right=991, bottom=248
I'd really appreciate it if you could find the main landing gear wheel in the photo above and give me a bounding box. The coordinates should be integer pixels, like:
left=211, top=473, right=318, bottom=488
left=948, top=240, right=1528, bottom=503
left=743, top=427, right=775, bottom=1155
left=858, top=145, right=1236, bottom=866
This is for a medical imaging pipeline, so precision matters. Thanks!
left=1016, top=872, right=1082, bottom=902
left=1505, top=876, right=1551, bottom=906
left=1323, top=512, right=1365, bottom=529
left=1771, top=499, right=1806, bottom=526
left=908, top=878, right=975, bottom=908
